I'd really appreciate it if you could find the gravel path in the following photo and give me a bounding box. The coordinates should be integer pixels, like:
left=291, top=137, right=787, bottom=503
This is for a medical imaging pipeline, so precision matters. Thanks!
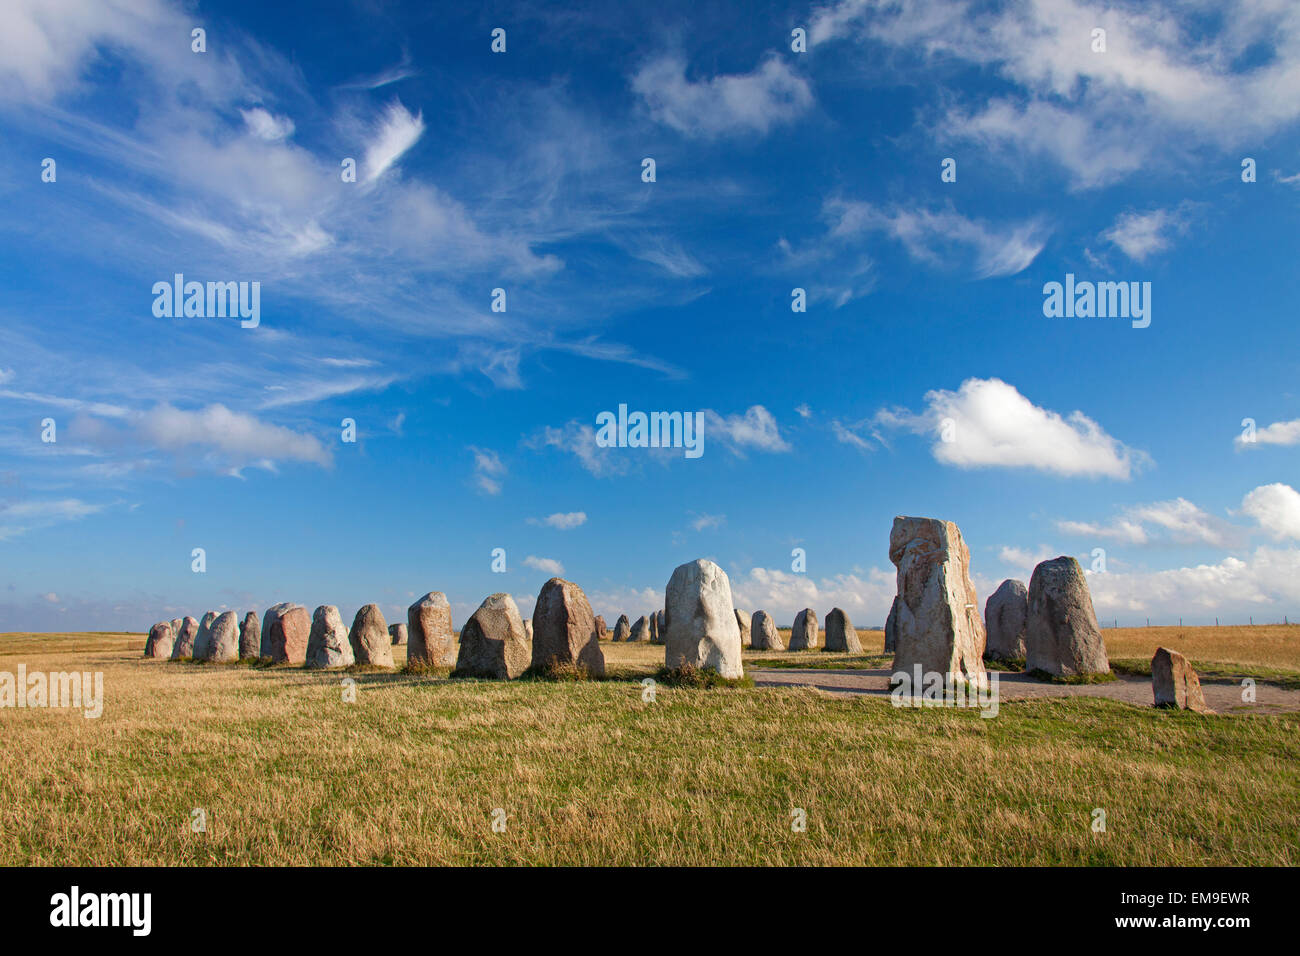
left=750, top=667, right=1300, bottom=715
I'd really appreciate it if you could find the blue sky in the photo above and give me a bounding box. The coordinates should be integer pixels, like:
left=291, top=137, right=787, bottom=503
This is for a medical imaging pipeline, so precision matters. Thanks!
left=2, top=0, right=1299, bottom=632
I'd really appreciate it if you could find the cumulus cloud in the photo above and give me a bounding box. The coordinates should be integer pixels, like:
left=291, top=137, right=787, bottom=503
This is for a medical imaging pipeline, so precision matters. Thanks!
left=702, top=405, right=791, bottom=454
left=1240, top=483, right=1300, bottom=540
left=632, top=53, right=813, bottom=138
left=729, top=565, right=897, bottom=626
left=874, top=378, right=1144, bottom=478
left=1237, top=417, right=1300, bottom=448
left=825, top=200, right=1049, bottom=278
left=1101, top=208, right=1189, bottom=262
left=241, top=107, right=295, bottom=142
left=1057, top=498, right=1234, bottom=548
left=137, top=404, right=331, bottom=468
left=523, top=555, right=565, bottom=576
left=529, top=511, right=587, bottom=530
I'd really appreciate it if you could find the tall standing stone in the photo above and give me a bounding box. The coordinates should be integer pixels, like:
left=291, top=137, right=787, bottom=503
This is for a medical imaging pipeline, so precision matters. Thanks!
left=648, top=612, right=658, bottom=643
left=823, top=608, right=862, bottom=653
left=239, top=612, right=261, bottom=659
left=407, top=592, right=457, bottom=668
left=984, top=579, right=1028, bottom=661
left=456, top=593, right=531, bottom=679
left=389, top=622, right=407, bottom=645
left=262, top=603, right=310, bottom=664
left=884, top=595, right=899, bottom=654
left=1025, top=557, right=1109, bottom=677
left=306, top=605, right=354, bottom=669
left=531, top=577, right=605, bottom=676
left=613, top=614, right=631, bottom=642
left=734, top=608, right=751, bottom=646
left=790, top=608, right=818, bottom=650
left=664, top=559, right=743, bottom=678
left=350, top=604, right=394, bottom=668
left=594, top=615, right=608, bottom=641
left=629, top=615, right=651, bottom=643
left=888, top=516, right=986, bottom=684
left=200, top=611, right=239, bottom=662
left=145, top=621, right=175, bottom=659
left=170, top=617, right=183, bottom=637
left=751, top=610, right=783, bottom=650
left=171, top=616, right=199, bottom=659
left=1151, top=647, right=1211, bottom=713
left=191, top=611, right=217, bottom=660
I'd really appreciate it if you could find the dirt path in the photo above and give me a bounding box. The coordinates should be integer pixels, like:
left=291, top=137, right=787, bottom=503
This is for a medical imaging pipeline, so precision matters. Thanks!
left=750, top=667, right=1300, bottom=715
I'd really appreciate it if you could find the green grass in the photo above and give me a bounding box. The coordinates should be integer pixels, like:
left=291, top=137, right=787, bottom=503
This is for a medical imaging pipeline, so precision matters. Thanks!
left=2, top=631, right=1298, bottom=865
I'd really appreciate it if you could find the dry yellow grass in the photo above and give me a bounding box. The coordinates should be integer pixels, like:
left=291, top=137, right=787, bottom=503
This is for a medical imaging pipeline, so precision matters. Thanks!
left=0, top=630, right=1296, bottom=866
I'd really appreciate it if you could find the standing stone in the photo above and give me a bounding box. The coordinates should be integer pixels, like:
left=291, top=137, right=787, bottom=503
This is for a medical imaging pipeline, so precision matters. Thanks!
left=407, top=592, right=457, bottom=668
left=888, top=516, right=986, bottom=685
left=192, top=611, right=218, bottom=660
left=663, top=559, right=744, bottom=678
left=202, top=611, right=239, bottom=662
left=170, top=616, right=199, bottom=659
left=388, top=622, right=407, bottom=645
left=751, top=610, right=783, bottom=650
left=629, top=615, right=652, bottom=643
left=239, top=612, right=261, bottom=659
left=1151, top=647, right=1212, bottom=713
left=456, top=593, right=531, bottom=679
left=170, top=617, right=183, bottom=637
left=145, top=621, right=175, bottom=659
left=824, top=608, right=862, bottom=653
left=523, top=619, right=534, bottom=641
left=984, top=579, right=1028, bottom=661
left=350, top=604, right=394, bottom=667
left=1025, top=557, right=1109, bottom=677
left=656, top=609, right=666, bottom=635
left=884, top=595, right=899, bottom=653
left=613, top=614, right=631, bottom=642
left=594, top=615, right=608, bottom=640
left=790, top=608, right=819, bottom=650
left=531, top=577, right=605, bottom=676
left=262, top=603, right=311, bottom=664
left=648, top=612, right=659, bottom=643
left=306, top=605, right=354, bottom=669
left=734, top=608, right=751, bottom=646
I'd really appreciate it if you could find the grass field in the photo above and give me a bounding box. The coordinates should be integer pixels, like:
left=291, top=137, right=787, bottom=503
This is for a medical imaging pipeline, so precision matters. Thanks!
left=1, top=626, right=1297, bottom=866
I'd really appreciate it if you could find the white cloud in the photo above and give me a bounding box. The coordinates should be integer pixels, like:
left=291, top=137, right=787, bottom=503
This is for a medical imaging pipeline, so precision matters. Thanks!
left=241, top=107, right=295, bottom=142
left=810, top=0, right=1300, bottom=188
left=1087, top=546, right=1300, bottom=619
left=826, top=200, right=1049, bottom=278
left=362, top=100, right=425, bottom=183
left=0, top=498, right=107, bottom=541
left=730, top=565, right=897, bottom=626
left=1237, top=417, right=1300, bottom=448
left=1058, top=498, right=1231, bottom=547
left=795, top=403, right=812, bottom=420
left=1101, top=208, right=1188, bottom=262
left=526, top=421, right=630, bottom=479
left=1240, top=483, right=1300, bottom=540
left=0, top=369, right=13, bottom=384
left=831, top=419, right=873, bottom=452
left=690, top=513, right=726, bottom=532
left=137, top=404, right=331, bottom=467
left=469, top=446, right=505, bottom=496
left=523, top=555, right=565, bottom=576
left=874, top=377, right=1144, bottom=479
left=632, top=53, right=813, bottom=138
left=529, top=511, right=587, bottom=530
left=702, top=405, right=791, bottom=454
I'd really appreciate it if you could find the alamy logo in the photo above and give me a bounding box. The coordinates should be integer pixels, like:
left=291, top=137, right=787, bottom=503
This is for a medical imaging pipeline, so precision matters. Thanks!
left=889, top=665, right=999, bottom=718
left=50, top=886, right=151, bottom=936
left=1042, top=273, right=1151, bottom=328
left=595, top=404, right=703, bottom=459
left=152, top=274, right=260, bottom=328
left=0, top=665, right=102, bottom=718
